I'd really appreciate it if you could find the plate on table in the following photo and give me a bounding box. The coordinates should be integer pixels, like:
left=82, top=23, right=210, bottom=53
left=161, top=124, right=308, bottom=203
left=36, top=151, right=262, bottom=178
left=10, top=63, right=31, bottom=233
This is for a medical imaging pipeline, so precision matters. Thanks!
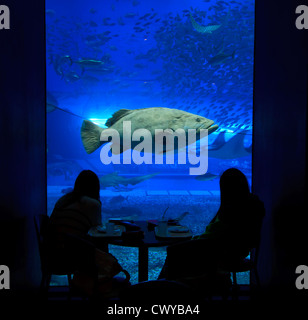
left=88, top=224, right=124, bottom=237
left=96, top=224, right=123, bottom=233
left=96, top=225, right=107, bottom=233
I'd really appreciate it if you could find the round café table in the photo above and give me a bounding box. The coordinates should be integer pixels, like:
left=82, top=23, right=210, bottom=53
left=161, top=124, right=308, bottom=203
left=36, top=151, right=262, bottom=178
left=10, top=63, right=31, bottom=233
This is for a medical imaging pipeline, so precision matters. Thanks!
left=87, top=220, right=192, bottom=282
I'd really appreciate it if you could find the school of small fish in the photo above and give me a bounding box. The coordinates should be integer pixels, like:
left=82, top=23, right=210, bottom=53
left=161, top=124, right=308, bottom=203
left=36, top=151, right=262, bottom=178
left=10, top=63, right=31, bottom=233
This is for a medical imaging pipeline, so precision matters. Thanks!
left=46, top=0, right=254, bottom=133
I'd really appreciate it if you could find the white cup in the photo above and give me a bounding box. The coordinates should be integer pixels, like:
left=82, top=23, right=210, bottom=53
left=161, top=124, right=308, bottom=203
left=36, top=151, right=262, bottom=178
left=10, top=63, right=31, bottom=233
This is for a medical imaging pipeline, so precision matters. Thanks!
left=158, top=220, right=168, bottom=236
left=106, top=222, right=115, bottom=235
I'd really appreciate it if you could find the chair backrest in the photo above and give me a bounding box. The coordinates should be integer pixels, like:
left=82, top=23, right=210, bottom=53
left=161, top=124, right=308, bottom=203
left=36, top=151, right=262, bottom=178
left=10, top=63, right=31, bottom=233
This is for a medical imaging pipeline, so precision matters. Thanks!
left=34, top=214, right=98, bottom=273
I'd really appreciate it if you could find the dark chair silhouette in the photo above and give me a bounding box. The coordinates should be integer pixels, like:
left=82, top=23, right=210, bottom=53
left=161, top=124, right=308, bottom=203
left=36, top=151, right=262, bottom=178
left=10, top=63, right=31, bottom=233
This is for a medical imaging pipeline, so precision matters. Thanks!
left=183, top=247, right=260, bottom=301
left=220, top=214, right=263, bottom=300
left=34, top=214, right=97, bottom=299
left=219, top=244, right=261, bottom=301
left=34, top=214, right=74, bottom=298
left=228, top=247, right=260, bottom=300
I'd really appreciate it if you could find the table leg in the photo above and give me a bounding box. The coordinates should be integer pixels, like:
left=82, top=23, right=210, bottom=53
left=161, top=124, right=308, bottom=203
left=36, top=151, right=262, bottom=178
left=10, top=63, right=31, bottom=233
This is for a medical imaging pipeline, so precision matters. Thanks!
left=138, top=246, right=149, bottom=282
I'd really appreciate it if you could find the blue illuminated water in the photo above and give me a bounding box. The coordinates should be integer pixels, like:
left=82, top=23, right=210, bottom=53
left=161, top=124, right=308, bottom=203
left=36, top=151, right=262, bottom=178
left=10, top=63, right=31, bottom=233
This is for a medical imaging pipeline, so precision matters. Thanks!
left=46, top=0, right=254, bottom=286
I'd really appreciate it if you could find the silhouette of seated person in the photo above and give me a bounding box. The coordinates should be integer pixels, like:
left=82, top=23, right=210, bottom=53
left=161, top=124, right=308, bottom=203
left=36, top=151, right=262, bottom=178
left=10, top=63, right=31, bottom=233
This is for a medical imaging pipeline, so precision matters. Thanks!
left=158, top=168, right=265, bottom=294
left=48, top=170, right=130, bottom=297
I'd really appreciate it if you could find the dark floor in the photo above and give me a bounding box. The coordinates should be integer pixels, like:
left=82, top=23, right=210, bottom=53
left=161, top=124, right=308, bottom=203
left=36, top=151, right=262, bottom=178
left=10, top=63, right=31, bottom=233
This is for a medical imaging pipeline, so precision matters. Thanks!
left=47, top=282, right=252, bottom=301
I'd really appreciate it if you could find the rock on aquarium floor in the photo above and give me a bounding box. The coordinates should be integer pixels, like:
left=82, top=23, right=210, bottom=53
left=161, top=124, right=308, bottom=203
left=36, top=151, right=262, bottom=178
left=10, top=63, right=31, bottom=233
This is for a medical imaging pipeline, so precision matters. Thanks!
left=48, top=187, right=250, bottom=287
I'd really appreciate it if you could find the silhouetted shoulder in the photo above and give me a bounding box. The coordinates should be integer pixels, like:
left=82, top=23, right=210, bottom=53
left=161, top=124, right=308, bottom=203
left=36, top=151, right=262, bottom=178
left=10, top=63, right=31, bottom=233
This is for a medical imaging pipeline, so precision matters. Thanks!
left=53, top=192, right=75, bottom=210
left=80, top=195, right=101, bottom=210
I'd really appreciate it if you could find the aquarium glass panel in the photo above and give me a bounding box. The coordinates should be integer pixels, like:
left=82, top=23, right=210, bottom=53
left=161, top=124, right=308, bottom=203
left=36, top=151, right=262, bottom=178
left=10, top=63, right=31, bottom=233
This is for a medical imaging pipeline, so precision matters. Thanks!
left=46, top=0, right=254, bottom=285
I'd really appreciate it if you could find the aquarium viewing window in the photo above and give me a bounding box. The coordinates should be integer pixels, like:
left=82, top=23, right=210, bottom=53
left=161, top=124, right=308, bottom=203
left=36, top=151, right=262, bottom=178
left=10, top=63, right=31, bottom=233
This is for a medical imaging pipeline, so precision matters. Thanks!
left=46, top=0, right=254, bottom=285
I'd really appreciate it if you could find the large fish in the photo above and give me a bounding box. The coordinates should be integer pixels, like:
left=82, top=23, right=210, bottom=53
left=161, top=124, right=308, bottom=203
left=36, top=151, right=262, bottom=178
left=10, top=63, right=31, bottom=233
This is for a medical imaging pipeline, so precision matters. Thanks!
left=46, top=91, right=59, bottom=113
left=50, top=54, right=73, bottom=76
left=189, top=131, right=252, bottom=159
left=195, top=172, right=219, bottom=181
left=207, top=51, right=235, bottom=66
left=46, top=91, right=84, bottom=118
left=189, top=13, right=221, bottom=34
left=99, top=172, right=158, bottom=189
left=208, top=131, right=252, bottom=159
left=81, top=107, right=218, bottom=154
left=74, top=58, right=104, bottom=68
left=47, top=161, right=83, bottom=180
